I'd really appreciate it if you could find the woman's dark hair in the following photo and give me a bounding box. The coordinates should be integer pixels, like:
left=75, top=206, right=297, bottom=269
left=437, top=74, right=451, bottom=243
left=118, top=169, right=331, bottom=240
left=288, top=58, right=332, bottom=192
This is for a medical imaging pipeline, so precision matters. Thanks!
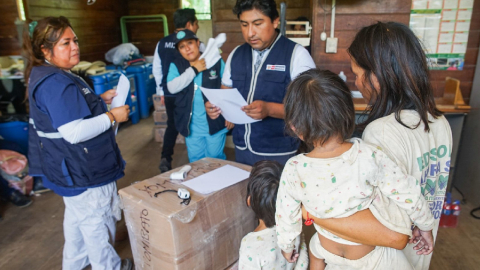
left=284, top=69, right=355, bottom=148
left=233, top=0, right=279, bottom=22
left=246, top=160, right=283, bottom=228
left=348, top=21, right=442, bottom=132
left=22, top=16, right=73, bottom=86
left=173, top=8, right=197, bottom=29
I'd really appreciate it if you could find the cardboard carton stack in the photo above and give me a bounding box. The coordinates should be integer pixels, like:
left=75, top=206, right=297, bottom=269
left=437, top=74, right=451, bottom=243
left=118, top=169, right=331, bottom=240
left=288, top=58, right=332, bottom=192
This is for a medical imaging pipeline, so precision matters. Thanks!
left=152, top=94, right=185, bottom=144
left=119, top=158, right=255, bottom=270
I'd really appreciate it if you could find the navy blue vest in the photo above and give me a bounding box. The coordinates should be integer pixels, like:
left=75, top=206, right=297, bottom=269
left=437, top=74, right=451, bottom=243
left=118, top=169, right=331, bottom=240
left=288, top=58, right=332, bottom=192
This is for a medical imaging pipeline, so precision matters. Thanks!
left=158, top=32, right=182, bottom=96
left=28, top=65, right=125, bottom=189
left=231, top=35, right=299, bottom=154
left=172, top=59, right=225, bottom=137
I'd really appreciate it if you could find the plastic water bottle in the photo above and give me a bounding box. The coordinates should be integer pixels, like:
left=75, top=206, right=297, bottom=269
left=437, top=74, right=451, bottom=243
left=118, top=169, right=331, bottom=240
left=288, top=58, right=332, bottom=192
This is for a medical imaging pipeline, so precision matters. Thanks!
left=448, top=200, right=461, bottom=228
left=338, top=71, right=347, bottom=82
left=439, top=198, right=451, bottom=228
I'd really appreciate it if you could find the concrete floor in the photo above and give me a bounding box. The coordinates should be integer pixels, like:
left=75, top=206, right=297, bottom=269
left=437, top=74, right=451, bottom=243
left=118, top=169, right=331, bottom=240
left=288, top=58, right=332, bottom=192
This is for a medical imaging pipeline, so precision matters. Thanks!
left=0, top=115, right=479, bottom=269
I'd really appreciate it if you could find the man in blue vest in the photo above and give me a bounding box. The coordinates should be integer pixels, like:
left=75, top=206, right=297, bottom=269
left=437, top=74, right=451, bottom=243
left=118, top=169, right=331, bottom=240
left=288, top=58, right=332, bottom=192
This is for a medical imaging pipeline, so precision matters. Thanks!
left=153, top=8, right=204, bottom=172
left=206, top=0, right=315, bottom=166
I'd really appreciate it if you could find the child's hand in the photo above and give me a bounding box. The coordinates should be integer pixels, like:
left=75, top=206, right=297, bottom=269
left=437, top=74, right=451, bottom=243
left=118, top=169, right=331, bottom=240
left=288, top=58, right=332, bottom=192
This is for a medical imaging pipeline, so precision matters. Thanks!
left=409, top=227, right=434, bottom=255
left=191, top=59, right=206, bottom=73
left=281, top=249, right=299, bottom=263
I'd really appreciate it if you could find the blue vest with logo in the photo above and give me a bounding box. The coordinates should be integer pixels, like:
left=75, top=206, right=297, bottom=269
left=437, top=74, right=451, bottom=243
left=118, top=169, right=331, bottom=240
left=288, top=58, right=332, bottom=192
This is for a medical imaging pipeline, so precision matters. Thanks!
left=158, top=32, right=182, bottom=96
left=230, top=35, right=299, bottom=154
left=172, top=59, right=225, bottom=137
left=27, top=65, right=125, bottom=189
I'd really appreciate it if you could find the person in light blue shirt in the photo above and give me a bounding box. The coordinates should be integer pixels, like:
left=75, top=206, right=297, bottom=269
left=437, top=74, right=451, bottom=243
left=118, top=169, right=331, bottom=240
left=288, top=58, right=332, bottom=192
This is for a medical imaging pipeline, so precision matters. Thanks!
left=166, top=30, right=233, bottom=162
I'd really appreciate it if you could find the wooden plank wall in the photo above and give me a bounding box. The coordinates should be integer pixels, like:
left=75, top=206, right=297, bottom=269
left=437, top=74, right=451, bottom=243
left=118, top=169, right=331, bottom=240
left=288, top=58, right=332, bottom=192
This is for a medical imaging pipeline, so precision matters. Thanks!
left=212, top=0, right=313, bottom=60
left=25, top=0, right=127, bottom=62
left=0, top=0, right=22, bottom=56
left=126, top=0, right=180, bottom=57
left=311, top=0, right=480, bottom=103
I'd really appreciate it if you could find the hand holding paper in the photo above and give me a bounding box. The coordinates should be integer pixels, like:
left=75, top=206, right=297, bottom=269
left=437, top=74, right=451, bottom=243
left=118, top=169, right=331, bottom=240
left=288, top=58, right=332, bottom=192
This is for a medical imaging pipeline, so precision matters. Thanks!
left=199, top=33, right=227, bottom=69
left=200, top=87, right=260, bottom=124
left=110, top=74, right=130, bottom=134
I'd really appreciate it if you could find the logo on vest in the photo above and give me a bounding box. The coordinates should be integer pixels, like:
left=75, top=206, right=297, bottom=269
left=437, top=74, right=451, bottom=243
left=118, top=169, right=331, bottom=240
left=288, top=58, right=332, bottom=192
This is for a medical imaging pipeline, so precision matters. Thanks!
left=164, top=42, right=175, bottom=49
left=266, top=64, right=286, bottom=72
left=209, top=69, right=218, bottom=80
left=82, top=88, right=91, bottom=95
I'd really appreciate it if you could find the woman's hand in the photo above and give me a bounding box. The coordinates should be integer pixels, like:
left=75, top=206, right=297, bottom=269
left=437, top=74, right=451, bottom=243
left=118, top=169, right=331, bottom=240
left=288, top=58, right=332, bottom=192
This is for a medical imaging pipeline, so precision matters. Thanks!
left=205, top=101, right=221, bottom=120
left=110, top=105, right=130, bottom=123
left=100, top=89, right=117, bottom=104
left=191, top=59, right=206, bottom=73
left=225, top=120, right=234, bottom=130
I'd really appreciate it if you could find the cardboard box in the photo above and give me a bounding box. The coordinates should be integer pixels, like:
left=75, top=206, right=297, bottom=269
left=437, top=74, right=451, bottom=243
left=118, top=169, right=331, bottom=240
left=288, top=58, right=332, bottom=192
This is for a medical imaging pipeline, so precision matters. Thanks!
left=153, top=127, right=166, bottom=143
left=153, top=94, right=166, bottom=112
left=153, top=110, right=168, bottom=127
left=119, top=158, right=255, bottom=270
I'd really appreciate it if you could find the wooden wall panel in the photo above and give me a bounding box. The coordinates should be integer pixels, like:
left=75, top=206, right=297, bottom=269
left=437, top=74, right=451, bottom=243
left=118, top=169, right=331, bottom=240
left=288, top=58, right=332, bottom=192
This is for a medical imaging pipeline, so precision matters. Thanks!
left=126, top=0, right=180, bottom=57
left=26, top=0, right=128, bottom=62
left=312, top=0, right=480, bottom=103
left=212, top=0, right=313, bottom=60
left=0, top=0, right=22, bottom=56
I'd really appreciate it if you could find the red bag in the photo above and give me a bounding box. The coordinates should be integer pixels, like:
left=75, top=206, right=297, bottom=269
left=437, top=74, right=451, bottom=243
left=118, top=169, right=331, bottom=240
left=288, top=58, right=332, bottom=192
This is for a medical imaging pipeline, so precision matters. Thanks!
left=0, top=149, right=32, bottom=195
left=0, top=150, right=28, bottom=176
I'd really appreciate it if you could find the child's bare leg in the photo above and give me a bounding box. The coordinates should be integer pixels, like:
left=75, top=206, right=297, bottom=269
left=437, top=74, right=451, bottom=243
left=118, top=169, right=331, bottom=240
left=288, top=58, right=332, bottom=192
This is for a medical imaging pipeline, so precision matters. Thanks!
left=309, top=249, right=326, bottom=270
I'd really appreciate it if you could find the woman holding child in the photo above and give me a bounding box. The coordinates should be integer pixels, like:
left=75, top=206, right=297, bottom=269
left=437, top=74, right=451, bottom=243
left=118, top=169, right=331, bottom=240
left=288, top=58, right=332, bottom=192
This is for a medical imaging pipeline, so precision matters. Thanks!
left=276, top=22, right=452, bottom=270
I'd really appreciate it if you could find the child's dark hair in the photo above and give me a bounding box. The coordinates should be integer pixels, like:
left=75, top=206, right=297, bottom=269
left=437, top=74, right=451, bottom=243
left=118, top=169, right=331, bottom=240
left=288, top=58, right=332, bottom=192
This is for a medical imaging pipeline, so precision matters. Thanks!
left=348, top=21, right=442, bottom=132
left=246, top=160, right=283, bottom=228
left=233, top=0, right=279, bottom=22
left=284, top=69, right=355, bottom=148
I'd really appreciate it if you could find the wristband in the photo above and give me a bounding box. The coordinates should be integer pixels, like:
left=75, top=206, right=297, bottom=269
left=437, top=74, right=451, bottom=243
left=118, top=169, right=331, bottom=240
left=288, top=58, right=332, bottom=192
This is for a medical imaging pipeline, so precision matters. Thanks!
left=106, top=112, right=116, bottom=126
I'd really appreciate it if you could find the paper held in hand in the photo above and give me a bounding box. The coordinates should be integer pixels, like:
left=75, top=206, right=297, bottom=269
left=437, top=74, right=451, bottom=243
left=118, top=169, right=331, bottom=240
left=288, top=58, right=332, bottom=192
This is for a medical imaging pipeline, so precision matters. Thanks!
left=111, top=74, right=130, bottom=134
left=200, top=87, right=260, bottom=124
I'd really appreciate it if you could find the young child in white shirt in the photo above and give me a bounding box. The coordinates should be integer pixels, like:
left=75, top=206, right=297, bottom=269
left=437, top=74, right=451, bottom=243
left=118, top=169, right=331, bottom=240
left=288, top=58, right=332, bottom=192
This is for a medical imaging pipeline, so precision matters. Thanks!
left=276, top=69, right=435, bottom=269
left=239, top=160, right=308, bottom=270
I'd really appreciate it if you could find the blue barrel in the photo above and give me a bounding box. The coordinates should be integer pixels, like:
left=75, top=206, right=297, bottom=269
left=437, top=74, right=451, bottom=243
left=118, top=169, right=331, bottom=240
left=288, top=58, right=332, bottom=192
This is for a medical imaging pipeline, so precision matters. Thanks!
left=0, top=121, right=29, bottom=153
left=88, top=72, right=111, bottom=95
left=125, top=74, right=140, bottom=124
left=125, top=64, right=155, bottom=118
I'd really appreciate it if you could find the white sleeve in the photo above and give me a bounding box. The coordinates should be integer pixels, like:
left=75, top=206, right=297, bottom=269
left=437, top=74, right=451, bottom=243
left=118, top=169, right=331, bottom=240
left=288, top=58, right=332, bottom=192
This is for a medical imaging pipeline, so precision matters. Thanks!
left=290, top=45, right=316, bottom=80
left=372, top=150, right=435, bottom=231
left=57, top=114, right=111, bottom=144
left=152, top=43, right=164, bottom=96
left=275, top=162, right=303, bottom=253
left=166, top=67, right=196, bottom=94
left=221, top=46, right=238, bottom=88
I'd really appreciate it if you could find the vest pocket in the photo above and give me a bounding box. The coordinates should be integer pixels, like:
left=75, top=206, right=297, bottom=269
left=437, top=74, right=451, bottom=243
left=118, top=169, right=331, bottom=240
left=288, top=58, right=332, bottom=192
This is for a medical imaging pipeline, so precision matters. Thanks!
left=79, top=135, right=119, bottom=179
left=231, top=73, right=246, bottom=92
left=61, top=159, right=75, bottom=186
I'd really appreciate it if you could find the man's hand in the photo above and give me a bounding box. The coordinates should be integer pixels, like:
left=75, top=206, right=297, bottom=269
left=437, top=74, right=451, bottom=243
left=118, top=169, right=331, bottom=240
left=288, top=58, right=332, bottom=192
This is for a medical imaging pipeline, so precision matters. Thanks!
left=191, top=59, right=206, bottom=73
left=160, top=95, right=165, bottom=106
left=225, top=120, right=234, bottom=130
left=205, top=101, right=221, bottom=119
left=242, top=100, right=269, bottom=119
left=100, top=89, right=117, bottom=104
left=281, top=249, right=299, bottom=263
left=409, top=227, right=434, bottom=255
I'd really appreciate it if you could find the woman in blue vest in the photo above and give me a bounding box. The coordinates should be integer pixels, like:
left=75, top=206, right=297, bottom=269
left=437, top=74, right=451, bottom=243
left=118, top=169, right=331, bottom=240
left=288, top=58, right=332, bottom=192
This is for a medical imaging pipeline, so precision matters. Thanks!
left=24, top=17, right=132, bottom=270
left=166, top=30, right=233, bottom=162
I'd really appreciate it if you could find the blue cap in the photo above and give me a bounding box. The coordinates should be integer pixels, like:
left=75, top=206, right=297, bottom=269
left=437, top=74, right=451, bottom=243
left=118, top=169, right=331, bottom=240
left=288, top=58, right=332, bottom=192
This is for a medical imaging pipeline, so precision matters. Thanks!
left=174, top=29, right=198, bottom=48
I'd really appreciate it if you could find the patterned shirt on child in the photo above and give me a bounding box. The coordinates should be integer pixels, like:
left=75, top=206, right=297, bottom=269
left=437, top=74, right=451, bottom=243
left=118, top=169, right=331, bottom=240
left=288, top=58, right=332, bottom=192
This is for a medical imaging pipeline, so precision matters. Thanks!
left=275, top=138, right=435, bottom=252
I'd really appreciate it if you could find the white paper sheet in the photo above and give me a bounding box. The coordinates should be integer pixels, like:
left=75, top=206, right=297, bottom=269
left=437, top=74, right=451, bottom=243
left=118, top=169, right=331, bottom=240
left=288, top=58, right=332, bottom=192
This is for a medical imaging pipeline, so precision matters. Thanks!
left=182, top=164, right=250, bottom=195
left=200, top=87, right=260, bottom=124
left=110, top=74, right=130, bottom=134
